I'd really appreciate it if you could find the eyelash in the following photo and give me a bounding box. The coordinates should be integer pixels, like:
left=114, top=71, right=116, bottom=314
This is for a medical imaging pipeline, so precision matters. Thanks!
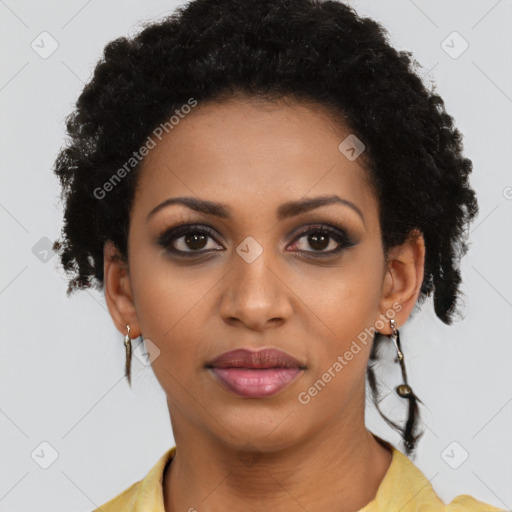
left=157, top=222, right=357, bottom=258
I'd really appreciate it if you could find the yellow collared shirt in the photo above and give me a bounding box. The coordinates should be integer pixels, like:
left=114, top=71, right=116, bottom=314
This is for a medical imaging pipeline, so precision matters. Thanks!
left=93, top=445, right=505, bottom=511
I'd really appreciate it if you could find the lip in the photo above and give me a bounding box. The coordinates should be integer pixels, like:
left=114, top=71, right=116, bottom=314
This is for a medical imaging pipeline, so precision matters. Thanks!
left=207, top=348, right=306, bottom=369
left=206, top=348, right=306, bottom=398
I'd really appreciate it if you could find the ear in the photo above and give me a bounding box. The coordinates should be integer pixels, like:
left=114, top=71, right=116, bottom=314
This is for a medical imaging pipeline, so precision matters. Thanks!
left=103, top=240, right=141, bottom=338
left=376, top=229, right=425, bottom=335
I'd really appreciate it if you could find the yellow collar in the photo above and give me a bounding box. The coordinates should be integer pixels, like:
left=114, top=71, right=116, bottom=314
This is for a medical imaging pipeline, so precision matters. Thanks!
left=96, top=444, right=503, bottom=511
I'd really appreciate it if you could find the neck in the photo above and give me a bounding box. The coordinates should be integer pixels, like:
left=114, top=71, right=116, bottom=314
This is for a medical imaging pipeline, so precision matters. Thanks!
left=163, top=411, right=393, bottom=512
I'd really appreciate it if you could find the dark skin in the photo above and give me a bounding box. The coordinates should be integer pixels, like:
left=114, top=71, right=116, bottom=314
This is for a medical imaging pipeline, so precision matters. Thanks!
left=103, top=96, right=425, bottom=511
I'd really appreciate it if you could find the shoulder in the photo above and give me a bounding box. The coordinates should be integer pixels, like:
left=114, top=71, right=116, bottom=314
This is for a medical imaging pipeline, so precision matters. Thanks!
left=445, top=494, right=507, bottom=511
left=91, top=480, right=142, bottom=511
left=91, top=446, right=176, bottom=512
left=372, top=442, right=505, bottom=512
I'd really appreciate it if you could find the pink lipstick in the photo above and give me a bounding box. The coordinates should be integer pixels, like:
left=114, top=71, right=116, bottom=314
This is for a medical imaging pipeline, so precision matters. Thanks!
left=207, top=348, right=305, bottom=398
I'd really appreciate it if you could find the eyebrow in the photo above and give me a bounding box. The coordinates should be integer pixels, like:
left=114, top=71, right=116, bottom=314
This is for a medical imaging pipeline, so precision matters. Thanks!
left=146, top=194, right=365, bottom=225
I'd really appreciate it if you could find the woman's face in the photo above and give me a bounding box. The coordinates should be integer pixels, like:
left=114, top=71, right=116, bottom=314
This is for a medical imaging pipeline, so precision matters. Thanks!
left=107, top=97, right=410, bottom=452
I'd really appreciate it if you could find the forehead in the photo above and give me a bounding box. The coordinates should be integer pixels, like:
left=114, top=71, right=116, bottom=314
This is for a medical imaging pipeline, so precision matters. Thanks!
left=133, top=97, right=378, bottom=226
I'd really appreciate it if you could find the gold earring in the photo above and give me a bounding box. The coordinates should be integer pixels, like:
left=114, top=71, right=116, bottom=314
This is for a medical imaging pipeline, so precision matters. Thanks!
left=389, top=319, right=412, bottom=398
left=388, top=318, right=424, bottom=455
left=124, top=325, right=132, bottom=386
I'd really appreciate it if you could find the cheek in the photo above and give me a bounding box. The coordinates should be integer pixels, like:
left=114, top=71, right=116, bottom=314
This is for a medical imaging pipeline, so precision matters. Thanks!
left=326, top=267, right=383, bottom=341
left=134, top=289, right=208, bottom=402
left=128, top=253, right=218, bottom=388
left=293, top=248, right=384, bottom=387
left=292, top=246, right=384, bottom=336
left=295, top=277, right=378, bottom=411
left=132, top=278, right=207, bottom=358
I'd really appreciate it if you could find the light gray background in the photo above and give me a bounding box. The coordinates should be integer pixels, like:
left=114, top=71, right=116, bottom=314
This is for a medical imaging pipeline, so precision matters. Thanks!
left=1, top=1, right=511, bottom=510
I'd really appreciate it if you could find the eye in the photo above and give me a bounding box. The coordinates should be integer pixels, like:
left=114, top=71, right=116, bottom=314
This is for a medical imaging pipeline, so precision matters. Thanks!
left=157, top=224, right=223, bottom=256
left=287, top=224, right=356, bottom=256
left=157, top=222, right=357, bottom=258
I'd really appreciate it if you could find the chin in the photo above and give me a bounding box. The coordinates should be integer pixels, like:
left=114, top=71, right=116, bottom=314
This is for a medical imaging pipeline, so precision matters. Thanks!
left=210, top=407, right=307, bottom=453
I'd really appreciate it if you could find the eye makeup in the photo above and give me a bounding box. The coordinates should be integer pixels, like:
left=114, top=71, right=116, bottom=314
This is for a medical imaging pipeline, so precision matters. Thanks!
left=155, top=219, right=359, bottom=260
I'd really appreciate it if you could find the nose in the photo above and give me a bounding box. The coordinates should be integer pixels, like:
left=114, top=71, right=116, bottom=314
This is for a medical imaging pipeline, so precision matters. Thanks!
left=219, top=249, right=293, bottom=331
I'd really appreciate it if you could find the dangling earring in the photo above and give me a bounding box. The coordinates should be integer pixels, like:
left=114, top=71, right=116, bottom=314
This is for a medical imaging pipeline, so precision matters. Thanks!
left=389, top=318, right=424, bottom=454
left=390, top=319, right=412, bottom=398
left=366, top=319, right=424, bottom=456
left=124, top=324, right=132, bottom=387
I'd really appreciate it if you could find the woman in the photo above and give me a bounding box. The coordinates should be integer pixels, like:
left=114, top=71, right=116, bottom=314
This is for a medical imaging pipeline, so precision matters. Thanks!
left=52, top=0, right=504, bottom=510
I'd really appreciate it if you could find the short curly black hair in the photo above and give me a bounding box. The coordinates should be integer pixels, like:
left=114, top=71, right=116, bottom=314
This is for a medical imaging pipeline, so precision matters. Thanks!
left=52, top=0, right=478, bottom=455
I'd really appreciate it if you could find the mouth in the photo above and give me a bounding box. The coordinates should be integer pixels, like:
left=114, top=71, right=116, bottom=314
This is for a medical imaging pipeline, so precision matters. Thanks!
left=206, top=348, right=306, bottom=398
